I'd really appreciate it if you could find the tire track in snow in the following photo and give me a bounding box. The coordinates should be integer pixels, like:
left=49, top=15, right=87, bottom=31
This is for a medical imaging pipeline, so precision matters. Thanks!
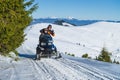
left=41, top=59, right=81, bottom=80
left=31, top=59, right=76, bottom=80
left=43, top=59, right=88, bottom=80
left=6, top=57, right=119, bottom=80
left=8, top=63, right=21, bottom=80
left=30, top=58, right=86, bottom=80
left=57, top=58, right=120, bottom=80
left=57, top=58, right=107, bottom=80
left=29, top=58, right=120, bottom=80
left=0, top=66, right=15, bottom=80
left=53, top=58, right=103, bottom=80
left=30, top=59, right=65, bottom=80
left=29, top=59, right=49, bottom=80
left=36, top=59, right=67, bottom=80
left=10, top=59, right=39, bottom=80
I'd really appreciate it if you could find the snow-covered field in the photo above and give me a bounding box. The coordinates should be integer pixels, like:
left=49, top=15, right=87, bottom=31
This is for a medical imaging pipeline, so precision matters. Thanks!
left=18, top=22, right=120, bottom=61
left=1, top=21, right=120, bottom=80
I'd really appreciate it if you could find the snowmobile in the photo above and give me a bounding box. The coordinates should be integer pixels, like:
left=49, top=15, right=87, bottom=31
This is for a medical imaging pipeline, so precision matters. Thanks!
left=36, top=34, right=61, bottom=60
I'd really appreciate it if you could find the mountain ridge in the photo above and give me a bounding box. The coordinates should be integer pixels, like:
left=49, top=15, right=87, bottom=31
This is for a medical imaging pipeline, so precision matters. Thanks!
left=32, top=17, right=120, bottom=26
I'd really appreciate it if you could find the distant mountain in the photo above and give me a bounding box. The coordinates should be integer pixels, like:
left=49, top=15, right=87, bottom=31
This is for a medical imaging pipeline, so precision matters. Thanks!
left=54, top=20, right=76, bottom=26
left=31, top=18, right=120, bottom=26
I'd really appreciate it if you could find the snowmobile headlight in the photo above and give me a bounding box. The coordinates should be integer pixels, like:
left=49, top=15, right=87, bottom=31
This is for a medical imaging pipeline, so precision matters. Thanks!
left=41, top=42, right=46, bottom=46
left=48, top=42, right=52, bottom=45
left=40, top=47, right=44, bottom=50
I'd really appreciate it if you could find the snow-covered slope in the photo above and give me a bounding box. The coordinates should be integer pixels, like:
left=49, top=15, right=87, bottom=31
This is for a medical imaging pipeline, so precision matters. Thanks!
left=1, top=21, right=120, bottom=80
left=17, top=21, right=120, bottom=61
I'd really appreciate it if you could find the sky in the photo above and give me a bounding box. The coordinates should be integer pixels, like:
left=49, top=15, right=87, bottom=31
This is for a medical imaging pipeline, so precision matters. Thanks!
left=32, top=0, right=120, bottom=20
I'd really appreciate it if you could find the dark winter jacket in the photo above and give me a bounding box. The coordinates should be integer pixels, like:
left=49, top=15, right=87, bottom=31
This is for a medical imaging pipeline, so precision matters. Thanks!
left=40, top=28, right=55, bottom=37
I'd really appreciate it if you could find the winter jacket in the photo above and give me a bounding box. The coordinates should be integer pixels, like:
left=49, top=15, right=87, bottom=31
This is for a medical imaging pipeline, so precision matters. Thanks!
left=40, top=28, right=55, bottom=37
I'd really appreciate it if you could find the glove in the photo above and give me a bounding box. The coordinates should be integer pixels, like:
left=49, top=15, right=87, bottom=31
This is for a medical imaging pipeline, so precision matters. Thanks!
left=51, top=30, right=55, bottom=36
left=51, top=30, right=54, bottom=34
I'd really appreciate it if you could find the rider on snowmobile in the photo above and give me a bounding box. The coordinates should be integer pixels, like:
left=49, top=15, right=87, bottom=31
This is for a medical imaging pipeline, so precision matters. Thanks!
left=39, top=25, right=55, bottom=43
left=36, top=25, right=61, bottom=59
left=40, top=25, right=55, bottom=36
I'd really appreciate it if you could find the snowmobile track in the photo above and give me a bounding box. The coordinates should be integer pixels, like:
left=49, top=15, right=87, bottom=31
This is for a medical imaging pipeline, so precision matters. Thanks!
left=1, top=57, right=120, bottom=80
left=56, top=58, right=120, bottom=80
left=30, top=59, right=68, bottom=80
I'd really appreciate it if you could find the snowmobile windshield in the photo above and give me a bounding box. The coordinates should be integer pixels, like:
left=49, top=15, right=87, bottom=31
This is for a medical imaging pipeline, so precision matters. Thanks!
left=40, top=34, right=53, bottom=43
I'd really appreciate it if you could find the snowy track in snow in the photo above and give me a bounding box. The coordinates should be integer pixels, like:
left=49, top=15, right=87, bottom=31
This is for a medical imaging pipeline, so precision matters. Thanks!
left=1, top=56, right=120, bottom=80
left=56, top=58, right=120, bottom=80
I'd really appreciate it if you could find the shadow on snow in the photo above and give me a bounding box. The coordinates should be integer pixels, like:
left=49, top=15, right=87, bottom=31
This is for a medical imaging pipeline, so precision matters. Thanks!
left=19, top=53, right=36, bottom=59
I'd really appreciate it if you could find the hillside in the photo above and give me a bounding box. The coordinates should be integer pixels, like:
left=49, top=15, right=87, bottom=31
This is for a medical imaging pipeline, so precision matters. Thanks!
left=0, top=22, right=120, bottom=80
left=17, top=21, right=120, bottom=62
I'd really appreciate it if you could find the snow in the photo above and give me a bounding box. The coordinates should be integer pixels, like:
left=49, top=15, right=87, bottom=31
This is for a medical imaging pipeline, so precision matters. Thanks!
left=0, top=54, right=120, bottom=80
left=1, top=21, right=120, bottom=80
left=0, top=52, right=18, bottom=63
left=18, top=22, right=120, bottom=61
left=62, top=22, right=74, bottom=26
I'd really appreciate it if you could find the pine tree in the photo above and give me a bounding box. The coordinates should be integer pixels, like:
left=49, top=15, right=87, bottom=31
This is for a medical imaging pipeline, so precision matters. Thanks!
left=82, top=53, right=88, bottom=58
left=113, top=59, right=116, bottom=63
left=97, top=47, right=111, bottom=62
left=0, top=0, right=38, bottom=55
left=116, top=61, right=119, bottom=64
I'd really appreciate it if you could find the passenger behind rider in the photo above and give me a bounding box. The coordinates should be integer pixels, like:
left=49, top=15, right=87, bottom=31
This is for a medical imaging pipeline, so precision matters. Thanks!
left=39, top=25, right=55, bottom=44
left=39, top=24, right=57, bottom=53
